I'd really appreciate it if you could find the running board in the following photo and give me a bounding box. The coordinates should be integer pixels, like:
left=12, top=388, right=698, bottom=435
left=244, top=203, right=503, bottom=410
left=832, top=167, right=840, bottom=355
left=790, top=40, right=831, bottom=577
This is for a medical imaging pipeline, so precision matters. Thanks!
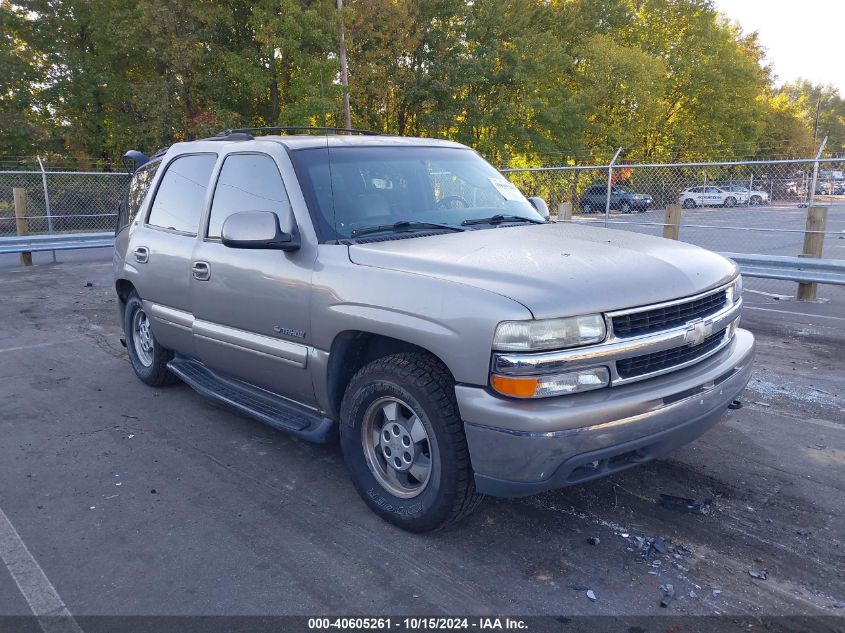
left=167, top=356, right=334, bottom=443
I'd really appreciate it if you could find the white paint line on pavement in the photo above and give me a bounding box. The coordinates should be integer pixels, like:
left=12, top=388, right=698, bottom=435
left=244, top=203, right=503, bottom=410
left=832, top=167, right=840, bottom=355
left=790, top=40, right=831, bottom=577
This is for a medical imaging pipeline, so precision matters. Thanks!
left=745, top=305, right=845, bottom=322
left=0, top=340, right=81, bottom=355
left=0, top=506, right=83, bottom=633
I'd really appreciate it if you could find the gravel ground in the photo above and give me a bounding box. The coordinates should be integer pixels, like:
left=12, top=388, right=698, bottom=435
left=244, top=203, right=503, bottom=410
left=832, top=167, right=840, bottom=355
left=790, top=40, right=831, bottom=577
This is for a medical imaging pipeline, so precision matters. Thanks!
left=0, top=258, right=843, bottom=628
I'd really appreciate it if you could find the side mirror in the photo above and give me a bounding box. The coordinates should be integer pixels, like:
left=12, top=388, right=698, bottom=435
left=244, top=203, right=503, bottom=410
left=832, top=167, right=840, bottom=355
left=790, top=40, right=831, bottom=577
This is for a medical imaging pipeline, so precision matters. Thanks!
left=527, top=196, right=550, bottom=221
left=221, top=211, right=300, bottom=252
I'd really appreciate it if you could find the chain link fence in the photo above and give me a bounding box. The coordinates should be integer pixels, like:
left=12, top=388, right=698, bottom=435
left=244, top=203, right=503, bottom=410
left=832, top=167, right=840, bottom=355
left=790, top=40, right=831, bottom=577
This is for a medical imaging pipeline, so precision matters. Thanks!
left=0, top=167, right=129, bottom=237
left=1, top=154, right=843, bottom=301
left=503, top=157, right=845, bottom=301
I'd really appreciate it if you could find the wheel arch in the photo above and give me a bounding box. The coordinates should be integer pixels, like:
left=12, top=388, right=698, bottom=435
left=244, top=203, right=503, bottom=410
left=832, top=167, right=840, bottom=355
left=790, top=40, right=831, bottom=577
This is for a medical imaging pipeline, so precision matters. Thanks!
left=325, top=331, right=454, bottom=421
left=115, top=278, right=137, bottom=319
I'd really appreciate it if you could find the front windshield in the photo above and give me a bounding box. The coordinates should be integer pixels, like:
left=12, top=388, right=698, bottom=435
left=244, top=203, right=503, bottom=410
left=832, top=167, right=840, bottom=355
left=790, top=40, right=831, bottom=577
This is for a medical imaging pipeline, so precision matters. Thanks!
left=289, top=146, right=544, bottom=240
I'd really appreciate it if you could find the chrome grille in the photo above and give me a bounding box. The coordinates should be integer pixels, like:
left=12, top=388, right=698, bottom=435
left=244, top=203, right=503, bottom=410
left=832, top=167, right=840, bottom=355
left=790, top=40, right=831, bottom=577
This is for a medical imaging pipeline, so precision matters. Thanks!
left=616, top=330, right=726, bottom=379
left=612, top=290, right=727, bottom=337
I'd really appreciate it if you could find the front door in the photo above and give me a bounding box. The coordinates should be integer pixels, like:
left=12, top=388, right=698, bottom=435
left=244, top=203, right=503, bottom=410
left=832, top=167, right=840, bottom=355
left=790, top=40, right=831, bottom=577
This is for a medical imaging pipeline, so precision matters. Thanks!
left=189, top=152, right=316, bottom=406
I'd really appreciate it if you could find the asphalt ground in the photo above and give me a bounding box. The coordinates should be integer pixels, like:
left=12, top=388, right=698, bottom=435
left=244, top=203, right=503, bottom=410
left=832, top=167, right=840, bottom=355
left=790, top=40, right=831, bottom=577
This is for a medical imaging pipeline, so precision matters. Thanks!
left=0, top=252, right=843, bottom=629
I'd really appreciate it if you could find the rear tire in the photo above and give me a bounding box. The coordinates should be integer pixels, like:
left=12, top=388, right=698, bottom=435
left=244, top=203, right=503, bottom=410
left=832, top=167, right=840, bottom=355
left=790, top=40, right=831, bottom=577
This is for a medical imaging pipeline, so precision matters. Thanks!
left=724, top=196, right=736, bottom=208
left=582, top=201, right=593, bottom=214
left=123, top=292, right=178, bottom=387
left=620, top=201, right=631, bottom=213
left=339, top=353, right=483, bottom=532
left=750, top=195, right=762, bottom=206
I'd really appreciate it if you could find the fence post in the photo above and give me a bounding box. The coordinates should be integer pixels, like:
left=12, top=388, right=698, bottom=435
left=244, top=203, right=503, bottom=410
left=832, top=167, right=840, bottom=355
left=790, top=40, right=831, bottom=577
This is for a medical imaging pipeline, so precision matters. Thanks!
left=604, top=147, right=622, bottom=228
left=37, top=155, right=57, bottom=263
left=807, top=136, right=827, bottom=209
left=13, top=187, right=33, bottom=266
left=663, top=203, right=682, bottom=240
left=557, top=202, right=572, bottom=222
left=796, top=206, right=827, bottom=301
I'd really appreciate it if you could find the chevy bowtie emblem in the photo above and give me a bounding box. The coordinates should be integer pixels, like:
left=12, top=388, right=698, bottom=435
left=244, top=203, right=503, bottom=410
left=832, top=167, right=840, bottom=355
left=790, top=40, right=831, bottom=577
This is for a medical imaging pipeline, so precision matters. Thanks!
left=684, top=319, right=713, bottom=347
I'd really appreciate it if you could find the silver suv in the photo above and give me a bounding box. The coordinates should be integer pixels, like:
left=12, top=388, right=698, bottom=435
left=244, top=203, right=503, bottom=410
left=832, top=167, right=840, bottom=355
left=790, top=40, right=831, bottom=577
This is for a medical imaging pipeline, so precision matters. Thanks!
left=114, top=128, right=755, bottom=532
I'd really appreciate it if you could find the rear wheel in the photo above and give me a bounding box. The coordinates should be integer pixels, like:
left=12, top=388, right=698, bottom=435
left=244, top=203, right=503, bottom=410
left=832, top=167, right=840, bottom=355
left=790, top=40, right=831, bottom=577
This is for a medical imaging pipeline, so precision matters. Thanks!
left=582, top=201, right=593, bottom=214
left=724, top=196, right=736, bottom=208
left=620, top=201, right=631, bottom=213
left=339, top=353, right=483, bottom=532
left=750, top=195, right=762, bottom=206
left=123, top=292, right=178, bottom=386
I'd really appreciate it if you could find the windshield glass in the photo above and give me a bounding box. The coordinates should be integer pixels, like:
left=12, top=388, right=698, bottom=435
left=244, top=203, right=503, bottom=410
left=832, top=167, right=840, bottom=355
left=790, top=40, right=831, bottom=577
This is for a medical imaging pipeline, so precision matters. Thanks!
left=289, top=146, right=544, bottom=240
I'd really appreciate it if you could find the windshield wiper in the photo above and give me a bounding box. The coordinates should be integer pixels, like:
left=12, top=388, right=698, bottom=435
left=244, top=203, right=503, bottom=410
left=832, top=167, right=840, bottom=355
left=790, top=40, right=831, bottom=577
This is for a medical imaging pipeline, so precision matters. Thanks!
left=461, top=214, right=546, bottom=226
left=351, top=220, right=465, bottom=238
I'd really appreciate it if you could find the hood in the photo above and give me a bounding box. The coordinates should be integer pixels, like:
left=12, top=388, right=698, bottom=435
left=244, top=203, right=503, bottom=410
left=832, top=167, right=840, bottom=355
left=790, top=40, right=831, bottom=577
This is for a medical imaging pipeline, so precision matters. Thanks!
left=348, top=223, right=738, bottom=319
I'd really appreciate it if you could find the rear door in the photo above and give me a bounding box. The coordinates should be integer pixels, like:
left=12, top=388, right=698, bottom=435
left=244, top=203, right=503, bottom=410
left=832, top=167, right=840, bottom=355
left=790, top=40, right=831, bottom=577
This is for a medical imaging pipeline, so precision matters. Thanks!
left=127, top=153, right=217, bottom=355
left=189, top=150, right=316, bottom=405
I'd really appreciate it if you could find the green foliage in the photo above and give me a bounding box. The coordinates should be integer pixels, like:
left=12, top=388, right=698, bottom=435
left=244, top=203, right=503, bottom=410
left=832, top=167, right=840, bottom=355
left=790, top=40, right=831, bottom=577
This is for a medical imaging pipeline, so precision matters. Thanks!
left=1, top=0, right=839, bottom=166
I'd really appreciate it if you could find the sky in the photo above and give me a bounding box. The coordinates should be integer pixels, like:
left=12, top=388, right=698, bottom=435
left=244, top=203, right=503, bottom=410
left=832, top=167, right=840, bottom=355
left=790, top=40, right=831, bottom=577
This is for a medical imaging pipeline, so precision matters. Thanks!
left=713, top=0, right=844, bottom=92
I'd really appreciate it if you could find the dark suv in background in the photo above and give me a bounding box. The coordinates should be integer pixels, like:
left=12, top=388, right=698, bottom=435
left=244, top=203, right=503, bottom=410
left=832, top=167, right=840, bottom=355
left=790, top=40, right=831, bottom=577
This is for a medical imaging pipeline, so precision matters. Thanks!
left=580, top=184, right=653, bottom=213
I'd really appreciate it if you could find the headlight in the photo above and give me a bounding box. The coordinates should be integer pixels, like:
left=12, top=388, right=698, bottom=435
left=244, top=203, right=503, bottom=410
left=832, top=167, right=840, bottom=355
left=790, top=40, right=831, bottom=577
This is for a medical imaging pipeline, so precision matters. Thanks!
left=727, top=275, right=743, bottom=304
left=491, top=367, right=610, bottom=398
left=493, top=314, right=606, bottom=351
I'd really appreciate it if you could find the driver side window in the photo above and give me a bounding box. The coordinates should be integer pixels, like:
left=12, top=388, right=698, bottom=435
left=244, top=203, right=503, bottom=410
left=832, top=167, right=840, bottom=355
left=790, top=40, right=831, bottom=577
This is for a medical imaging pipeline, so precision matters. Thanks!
left=207, top=153, right=293, bottom=239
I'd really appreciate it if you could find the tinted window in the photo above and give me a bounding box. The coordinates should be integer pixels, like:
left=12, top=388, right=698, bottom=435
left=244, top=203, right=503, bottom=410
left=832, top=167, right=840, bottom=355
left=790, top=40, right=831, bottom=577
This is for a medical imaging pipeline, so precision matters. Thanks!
left=116, top=160, right=160, bottom=233
left=208, top=153, right=292, bottom=238
left=147, top=154, right=217, bottom=234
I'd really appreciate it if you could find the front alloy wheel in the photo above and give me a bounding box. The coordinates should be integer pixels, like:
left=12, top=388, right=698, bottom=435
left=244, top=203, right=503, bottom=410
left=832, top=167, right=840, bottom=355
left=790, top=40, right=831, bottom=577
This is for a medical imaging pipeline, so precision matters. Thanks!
left=340, top=353, right=483, bottom=532
left=362, top=397, right=433, bottom=498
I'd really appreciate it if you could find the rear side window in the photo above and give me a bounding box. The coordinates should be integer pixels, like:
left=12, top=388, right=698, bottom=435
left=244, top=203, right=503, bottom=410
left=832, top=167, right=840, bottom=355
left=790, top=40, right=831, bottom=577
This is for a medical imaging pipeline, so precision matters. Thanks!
left=147, top=154, right=217, bottom=234
left=116, top=160, right=161, bottom=233
left=207, top=153, right=293, bottom=238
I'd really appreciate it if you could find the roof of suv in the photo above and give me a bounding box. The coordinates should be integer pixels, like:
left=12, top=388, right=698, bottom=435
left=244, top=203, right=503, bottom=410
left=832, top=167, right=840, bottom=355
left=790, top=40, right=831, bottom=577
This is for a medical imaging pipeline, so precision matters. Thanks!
left=168, top=134, right=469, bottom=154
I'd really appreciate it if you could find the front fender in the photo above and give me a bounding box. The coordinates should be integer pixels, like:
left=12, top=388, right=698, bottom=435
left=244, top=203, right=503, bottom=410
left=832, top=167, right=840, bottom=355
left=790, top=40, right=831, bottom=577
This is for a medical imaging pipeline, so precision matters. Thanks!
left=310, top=245, right=533, bottom=386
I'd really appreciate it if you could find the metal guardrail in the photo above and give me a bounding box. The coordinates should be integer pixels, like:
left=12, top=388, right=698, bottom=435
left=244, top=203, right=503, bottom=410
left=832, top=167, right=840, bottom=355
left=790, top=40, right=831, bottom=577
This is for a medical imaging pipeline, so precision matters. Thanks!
left=1, top=233, right=842, bottom=287
left=721, top=252, right=845, bottom=286
left=0, top=232, right=115, bottom=254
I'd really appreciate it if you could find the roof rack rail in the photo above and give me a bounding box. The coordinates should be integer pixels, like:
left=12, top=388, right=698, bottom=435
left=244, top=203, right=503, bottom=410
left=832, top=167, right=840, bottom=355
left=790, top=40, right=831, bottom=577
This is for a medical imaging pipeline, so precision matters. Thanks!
left=214, top=126, right=383, bottom=139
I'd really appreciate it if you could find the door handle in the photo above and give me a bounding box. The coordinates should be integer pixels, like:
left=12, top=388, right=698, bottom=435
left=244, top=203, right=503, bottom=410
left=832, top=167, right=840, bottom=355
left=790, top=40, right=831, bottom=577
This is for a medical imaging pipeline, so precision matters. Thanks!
left=134, top=247, right=149, bottom=264
left=191, top=261, right=210, bottom=281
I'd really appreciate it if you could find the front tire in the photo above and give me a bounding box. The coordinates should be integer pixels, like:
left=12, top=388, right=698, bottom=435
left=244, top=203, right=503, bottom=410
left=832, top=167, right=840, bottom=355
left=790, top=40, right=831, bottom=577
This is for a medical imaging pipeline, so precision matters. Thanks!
left=750, top=195, right=762, bottom=206
left=682, top=198, right=696, bottom=209
left=724, top=196, right=736, bottom=208
left=123, top=292, right=178, bottom=386
left=339, top=353, right=483, bottom=532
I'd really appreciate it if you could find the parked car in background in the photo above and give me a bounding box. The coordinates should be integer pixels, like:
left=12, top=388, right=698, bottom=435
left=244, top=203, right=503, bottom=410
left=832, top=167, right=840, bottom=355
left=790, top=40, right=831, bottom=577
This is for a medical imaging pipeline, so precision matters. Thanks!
left=580, top=184, right=653, bottom=213
left=678, top=186, right=738, bottom=208
left=817, top=181, right=845, bottom=195
left=721, top=185, right=770, bottom=206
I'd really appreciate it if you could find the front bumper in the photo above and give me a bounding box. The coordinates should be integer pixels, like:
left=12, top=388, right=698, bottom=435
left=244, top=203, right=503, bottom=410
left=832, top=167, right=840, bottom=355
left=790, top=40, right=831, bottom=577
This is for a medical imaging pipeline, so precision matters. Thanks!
left=458, top=328, right=755, bottom=497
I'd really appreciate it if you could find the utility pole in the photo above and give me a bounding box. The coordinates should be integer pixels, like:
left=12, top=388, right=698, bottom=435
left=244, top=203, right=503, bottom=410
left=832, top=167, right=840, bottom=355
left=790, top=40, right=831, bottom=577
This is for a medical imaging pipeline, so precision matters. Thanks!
left=337, top=0, right=352, bottom=131
left=812, top=94, right=822, bottom=144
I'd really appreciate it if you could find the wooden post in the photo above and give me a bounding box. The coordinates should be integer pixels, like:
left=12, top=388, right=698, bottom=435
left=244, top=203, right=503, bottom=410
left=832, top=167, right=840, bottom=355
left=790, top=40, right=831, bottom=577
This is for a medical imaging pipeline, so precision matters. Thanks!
left=13, top=187, right=32, bottom=267
left=797, top=205, right=827, bottom=301
left=663, top=203, right=682, bottom=240
left=557, top=202, right=573, bottom=222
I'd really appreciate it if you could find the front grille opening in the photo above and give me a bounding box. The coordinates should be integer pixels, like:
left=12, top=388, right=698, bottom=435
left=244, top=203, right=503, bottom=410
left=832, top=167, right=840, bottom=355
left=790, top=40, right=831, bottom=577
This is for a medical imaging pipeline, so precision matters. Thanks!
left=612, top=290, right=727, bottom=337
left=567, top=448, right=650, bottom=483
left=616, top=330, right=726, bottom=379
